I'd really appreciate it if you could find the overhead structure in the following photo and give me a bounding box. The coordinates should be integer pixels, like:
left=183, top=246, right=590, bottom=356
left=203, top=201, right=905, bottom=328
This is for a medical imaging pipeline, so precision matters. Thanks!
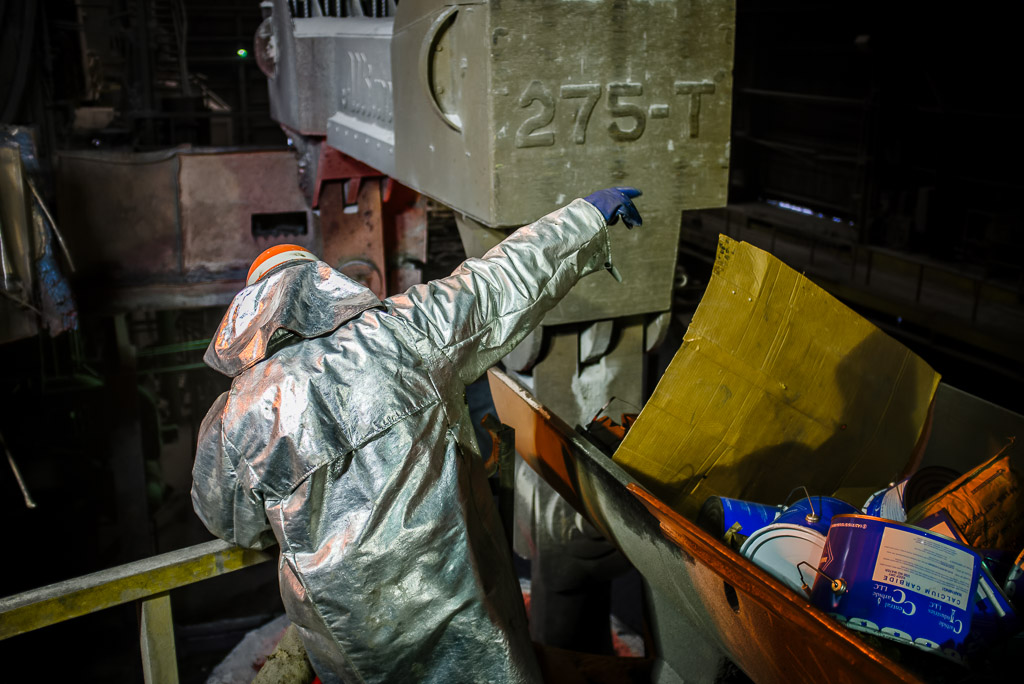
left=259, top=0, right=735, bottom=327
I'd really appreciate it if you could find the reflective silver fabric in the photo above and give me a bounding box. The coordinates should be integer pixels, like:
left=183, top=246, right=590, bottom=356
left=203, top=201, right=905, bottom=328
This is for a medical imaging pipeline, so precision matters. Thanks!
left=204, top=260, right=384, bottom=377
left=192, top=198, right=610, bottom=684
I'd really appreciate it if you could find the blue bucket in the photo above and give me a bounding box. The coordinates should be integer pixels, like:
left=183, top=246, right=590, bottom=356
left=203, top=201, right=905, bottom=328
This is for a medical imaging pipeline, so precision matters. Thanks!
left=862, top=467, right=961, bottom=522
left=774, top=495, right=858, bottom=536
left=862, top=480, right=909, bottom=520
left=810, top=514, right=982, bottom=664
left=697, top=496, right=782, bottom=543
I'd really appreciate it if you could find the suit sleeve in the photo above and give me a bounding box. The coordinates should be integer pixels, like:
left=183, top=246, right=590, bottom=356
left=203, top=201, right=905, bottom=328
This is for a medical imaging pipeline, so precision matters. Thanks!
left=191, top=390, right=275, bottom=550
left=387, top=198, right=610, bottom=383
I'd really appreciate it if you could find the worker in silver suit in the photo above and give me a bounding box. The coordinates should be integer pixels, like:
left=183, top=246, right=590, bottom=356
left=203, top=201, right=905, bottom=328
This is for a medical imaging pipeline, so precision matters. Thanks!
left=191, top=188, right=642, bottom=684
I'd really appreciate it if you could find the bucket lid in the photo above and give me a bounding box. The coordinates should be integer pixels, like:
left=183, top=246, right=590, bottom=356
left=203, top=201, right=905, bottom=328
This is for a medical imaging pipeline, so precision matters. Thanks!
left=740, top=523, right=827, bottom=594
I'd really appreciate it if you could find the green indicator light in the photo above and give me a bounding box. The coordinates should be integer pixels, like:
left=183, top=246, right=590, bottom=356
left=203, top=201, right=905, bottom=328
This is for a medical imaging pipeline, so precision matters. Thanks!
left=236, top=48, right=248, bottom=58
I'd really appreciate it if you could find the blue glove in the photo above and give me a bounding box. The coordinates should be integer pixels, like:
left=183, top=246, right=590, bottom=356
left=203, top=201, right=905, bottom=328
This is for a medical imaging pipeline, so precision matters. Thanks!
left=583, top=187, right=643, bottom=229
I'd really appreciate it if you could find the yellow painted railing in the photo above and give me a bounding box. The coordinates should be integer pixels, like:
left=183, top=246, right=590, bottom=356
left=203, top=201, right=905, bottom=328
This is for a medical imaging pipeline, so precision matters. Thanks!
left=0, top=539, right=272, bottom=683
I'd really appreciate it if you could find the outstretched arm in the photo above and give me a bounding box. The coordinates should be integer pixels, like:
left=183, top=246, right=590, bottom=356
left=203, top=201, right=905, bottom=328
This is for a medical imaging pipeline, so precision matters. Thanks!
left=388, top=190, right=642, bottom=383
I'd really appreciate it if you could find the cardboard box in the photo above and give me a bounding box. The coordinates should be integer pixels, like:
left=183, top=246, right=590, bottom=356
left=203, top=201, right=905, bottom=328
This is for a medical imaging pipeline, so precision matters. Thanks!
left=615, top=235, right=940, bottom=517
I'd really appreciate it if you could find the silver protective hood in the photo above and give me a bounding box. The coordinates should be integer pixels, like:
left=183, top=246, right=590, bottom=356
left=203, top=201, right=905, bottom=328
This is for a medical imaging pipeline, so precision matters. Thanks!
left=192, top=199, right=611, bottom=683
left=204, top=259, right=383, bottom=377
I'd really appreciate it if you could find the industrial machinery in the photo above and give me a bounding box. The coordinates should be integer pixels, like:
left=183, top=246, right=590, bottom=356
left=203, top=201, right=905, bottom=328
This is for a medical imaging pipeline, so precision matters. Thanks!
left=257, top=0, right=735, bottom=424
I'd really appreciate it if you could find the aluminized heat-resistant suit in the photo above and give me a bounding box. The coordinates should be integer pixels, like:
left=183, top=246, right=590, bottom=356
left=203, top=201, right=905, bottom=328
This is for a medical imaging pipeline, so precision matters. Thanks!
left=191, top=199, right=613, bottom=683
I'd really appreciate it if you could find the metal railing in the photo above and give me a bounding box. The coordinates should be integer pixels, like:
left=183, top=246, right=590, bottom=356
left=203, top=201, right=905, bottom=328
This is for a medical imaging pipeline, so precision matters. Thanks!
left=0, top=540, right=272, bottom=683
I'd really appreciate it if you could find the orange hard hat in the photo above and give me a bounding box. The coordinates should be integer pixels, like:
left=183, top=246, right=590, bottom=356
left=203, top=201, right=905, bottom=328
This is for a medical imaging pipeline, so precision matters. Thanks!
left=247, top=244, right=318, bottom=286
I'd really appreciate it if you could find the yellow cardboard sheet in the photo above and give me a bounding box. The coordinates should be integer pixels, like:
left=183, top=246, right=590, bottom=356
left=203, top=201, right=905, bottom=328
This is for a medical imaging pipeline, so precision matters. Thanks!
left=614, top=235, right=941, bottom=517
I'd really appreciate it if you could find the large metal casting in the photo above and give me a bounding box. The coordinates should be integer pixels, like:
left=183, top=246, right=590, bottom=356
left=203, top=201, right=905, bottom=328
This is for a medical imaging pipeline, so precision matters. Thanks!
left=261, top=0, right=735, bottom=324
left=262, top=3, right=397, bottom=177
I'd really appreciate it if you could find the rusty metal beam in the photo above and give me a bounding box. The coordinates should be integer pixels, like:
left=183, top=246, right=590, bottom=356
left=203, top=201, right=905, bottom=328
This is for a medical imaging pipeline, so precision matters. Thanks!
left=320, top=178, right=388, bottom=299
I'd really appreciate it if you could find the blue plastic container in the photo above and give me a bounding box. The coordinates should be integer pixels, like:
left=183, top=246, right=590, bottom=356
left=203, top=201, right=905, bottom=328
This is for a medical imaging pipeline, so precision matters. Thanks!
left=861, top=467, right=960, bottom=522
left=811, top=514, right=982, bottom=664
left=774, top=495, right=858, bottom=536
left=697, top=496, right=781, bottom=541
left=862, top=480, right=908, bottom=520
